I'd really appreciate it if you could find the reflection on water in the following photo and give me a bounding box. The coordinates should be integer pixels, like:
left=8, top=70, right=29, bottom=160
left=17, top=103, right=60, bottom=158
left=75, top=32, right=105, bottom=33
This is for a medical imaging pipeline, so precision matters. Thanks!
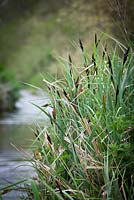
left=0, top=90, right=49, bottom=199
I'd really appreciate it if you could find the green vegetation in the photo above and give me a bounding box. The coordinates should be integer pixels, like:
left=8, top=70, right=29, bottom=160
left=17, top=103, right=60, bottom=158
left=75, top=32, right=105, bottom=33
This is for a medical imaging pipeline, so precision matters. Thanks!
left=0, top=64, right=20, bottom=112
left=26, top=36, right=134, bottom=199
left=0, top=0, right=122, bottom=87
left=0, top=1, right=134, bottom=198
left=0, top=64, right=16, bottom=84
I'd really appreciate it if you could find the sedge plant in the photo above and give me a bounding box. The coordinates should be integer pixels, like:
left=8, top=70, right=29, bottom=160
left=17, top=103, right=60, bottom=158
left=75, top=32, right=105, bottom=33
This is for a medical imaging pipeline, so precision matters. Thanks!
left=30, top=36, right=134, bottom=200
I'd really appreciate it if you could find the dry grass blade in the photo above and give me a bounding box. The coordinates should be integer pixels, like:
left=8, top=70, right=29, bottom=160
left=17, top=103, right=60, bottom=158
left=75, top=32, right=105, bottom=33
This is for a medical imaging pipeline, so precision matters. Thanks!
left=68, top=54, right=73, bottom=77
left=108, top=55, right=116, bottom=89
left=115, top=85, right=119, bottom=105
left=123, top=47, right=130, bottom=65
left=79, top=39, right=84, bottom=52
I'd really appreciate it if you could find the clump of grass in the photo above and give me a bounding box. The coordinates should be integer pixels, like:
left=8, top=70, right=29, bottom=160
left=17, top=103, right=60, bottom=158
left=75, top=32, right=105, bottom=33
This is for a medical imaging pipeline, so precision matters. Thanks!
left=30, top=36, right=134, bottom=200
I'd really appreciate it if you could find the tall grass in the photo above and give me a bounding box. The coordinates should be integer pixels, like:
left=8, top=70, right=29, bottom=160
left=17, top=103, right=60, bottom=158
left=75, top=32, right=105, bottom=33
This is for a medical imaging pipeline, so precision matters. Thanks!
left=30, top=36, right=134, bottom=200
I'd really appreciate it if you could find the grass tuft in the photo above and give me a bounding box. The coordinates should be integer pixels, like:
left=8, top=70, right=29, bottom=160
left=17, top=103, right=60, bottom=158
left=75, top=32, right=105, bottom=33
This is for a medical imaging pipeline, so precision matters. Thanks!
left=29, top=36, right=134, bottom=199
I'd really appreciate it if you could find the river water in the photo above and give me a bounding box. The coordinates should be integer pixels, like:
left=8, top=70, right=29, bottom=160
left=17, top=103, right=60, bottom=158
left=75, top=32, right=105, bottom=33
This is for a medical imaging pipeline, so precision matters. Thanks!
left=0, top=90, right=49, bottom=199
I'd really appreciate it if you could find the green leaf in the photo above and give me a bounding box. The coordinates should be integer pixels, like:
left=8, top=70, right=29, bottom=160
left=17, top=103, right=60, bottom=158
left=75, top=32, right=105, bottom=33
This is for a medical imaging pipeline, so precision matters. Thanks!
left=31, top=180, right=40, bottom=200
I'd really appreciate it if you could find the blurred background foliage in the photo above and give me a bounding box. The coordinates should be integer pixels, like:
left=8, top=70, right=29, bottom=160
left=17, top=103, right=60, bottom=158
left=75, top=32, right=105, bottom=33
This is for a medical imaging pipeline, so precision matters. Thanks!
left=0, top=0, right=133, bottom=86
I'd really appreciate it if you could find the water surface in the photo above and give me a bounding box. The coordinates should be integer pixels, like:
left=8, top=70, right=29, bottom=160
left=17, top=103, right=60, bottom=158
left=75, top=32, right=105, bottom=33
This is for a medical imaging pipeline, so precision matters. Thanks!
left=0, top=90, right=49, bottom=199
